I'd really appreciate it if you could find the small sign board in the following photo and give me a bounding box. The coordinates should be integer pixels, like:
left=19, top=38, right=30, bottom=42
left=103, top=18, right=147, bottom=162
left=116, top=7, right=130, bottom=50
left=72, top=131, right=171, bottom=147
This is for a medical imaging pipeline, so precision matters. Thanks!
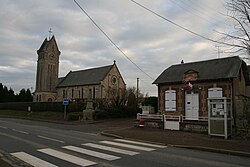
left=63, top=98, right=69, bottom=105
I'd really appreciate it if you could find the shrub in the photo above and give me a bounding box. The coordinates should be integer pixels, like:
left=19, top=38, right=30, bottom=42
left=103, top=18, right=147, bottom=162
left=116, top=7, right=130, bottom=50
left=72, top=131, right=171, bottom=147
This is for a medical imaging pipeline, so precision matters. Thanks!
left=94, top=106, right=141, bottom=120
left=67, top=112, right=82, bottom=121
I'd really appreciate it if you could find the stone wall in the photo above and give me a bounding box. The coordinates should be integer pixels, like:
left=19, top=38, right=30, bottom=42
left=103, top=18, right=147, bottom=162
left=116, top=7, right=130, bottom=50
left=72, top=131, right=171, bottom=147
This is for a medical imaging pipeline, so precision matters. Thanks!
left=181, top=122, right=208, bottom=133
left=135, top=119, right=164, bottom=129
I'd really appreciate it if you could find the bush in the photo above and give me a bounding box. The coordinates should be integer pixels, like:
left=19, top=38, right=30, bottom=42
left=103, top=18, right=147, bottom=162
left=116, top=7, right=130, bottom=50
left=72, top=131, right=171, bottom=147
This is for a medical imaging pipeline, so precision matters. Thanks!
left=67, top=112, right=82, bottom=121
left=94, top=106, right=141, bottom=120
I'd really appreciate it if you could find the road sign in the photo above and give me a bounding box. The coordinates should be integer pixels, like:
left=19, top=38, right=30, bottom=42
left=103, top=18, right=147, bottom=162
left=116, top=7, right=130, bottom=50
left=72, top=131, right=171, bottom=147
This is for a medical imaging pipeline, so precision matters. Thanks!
left=63, top=98, right=69, bottom=120
left=63, top=98, right=69, bottom=105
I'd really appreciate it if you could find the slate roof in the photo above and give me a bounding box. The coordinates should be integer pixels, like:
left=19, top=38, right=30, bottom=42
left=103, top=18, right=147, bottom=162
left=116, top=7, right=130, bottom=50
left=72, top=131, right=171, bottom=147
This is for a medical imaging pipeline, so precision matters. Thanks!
left=153, top=56, right=250, bottom=84
left=57, top=65, right=113, bottom=88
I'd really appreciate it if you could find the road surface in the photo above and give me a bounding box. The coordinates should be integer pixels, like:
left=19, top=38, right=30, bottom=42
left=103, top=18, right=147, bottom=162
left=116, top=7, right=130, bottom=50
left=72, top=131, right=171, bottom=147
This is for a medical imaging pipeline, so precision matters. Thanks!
left=0, top=118, right=249, bottom=167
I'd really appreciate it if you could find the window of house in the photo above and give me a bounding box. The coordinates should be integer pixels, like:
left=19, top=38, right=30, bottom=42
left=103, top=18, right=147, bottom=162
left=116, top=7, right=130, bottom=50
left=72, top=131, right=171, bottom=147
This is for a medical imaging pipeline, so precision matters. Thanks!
left=165, top=90, right=176, bottom=111
left=208, top=87, right=222, bottom=98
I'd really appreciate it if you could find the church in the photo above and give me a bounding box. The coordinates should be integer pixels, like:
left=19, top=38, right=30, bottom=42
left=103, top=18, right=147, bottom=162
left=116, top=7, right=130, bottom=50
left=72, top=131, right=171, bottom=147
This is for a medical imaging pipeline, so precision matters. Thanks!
left=33, top=36, right=126, bottom=102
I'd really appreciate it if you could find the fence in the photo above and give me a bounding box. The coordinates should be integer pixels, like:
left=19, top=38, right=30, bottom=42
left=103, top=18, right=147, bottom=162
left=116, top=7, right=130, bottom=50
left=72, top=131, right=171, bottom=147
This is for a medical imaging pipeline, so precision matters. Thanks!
left=137, top=113, right=208, bottom=130
left=140, top=106, right=155, bottom=114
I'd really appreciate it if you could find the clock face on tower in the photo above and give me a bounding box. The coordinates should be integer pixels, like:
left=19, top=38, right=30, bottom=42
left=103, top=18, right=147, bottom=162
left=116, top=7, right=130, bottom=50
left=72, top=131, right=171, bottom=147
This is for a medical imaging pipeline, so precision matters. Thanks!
left=50, top=54, right=55, bottom=60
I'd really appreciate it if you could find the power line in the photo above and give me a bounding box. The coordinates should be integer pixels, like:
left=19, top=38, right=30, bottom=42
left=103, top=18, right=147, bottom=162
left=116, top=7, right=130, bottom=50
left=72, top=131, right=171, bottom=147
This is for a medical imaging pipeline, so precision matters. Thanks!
left=130, top=0, right=244, bottom=49
left=168, top=0, right=218, bottom=25
left=130, top=0, right=217, bottom=43
left=73, top=0, right=155, bottom=80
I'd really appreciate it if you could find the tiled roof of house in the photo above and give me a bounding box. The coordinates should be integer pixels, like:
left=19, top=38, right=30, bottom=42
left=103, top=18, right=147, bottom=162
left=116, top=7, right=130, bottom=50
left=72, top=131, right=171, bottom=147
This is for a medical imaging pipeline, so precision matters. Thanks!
left=153, top=56, right=250, bottom=84
left=57, top=65, right=113, bottom=87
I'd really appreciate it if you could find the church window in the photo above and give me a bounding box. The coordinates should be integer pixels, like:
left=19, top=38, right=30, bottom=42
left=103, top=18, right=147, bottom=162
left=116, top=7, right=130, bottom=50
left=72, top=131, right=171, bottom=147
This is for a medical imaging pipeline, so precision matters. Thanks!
left=89, top=89, right=92, bottom=99
left=63, top=90, right=65, bottom=98
left=93, top=87, right=96, bottom=99
left=72, top=89, right=74, bottom=99
left=82, top=88, right=84, bottom=99
left=112, top=76, right=117, bottom=85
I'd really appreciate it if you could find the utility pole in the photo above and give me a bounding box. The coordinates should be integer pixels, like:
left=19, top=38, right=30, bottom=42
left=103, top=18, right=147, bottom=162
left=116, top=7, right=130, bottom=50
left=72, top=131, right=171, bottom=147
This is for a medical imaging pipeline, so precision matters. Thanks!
left=216, top=45, right=223, bottom=58
left=136, top=77, right=139, bottom=100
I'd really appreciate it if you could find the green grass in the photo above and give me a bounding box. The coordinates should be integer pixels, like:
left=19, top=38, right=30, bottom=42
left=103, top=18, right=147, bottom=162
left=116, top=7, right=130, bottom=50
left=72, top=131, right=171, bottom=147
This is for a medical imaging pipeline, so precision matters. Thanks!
left=0, top=110, right=65, bottom=122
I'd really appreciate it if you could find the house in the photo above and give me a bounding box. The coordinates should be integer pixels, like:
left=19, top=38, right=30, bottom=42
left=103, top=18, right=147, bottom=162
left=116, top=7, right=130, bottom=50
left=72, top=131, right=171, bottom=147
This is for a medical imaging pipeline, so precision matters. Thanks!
left=153, top=56, right=250, bottom=131
left=33, top=36, right=126, bottom=102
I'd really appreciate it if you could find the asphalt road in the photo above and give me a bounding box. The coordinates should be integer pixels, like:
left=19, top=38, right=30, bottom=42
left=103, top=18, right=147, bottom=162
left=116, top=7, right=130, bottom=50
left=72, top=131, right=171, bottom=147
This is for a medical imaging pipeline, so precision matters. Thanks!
left=0, top=118, right=250, bottom=167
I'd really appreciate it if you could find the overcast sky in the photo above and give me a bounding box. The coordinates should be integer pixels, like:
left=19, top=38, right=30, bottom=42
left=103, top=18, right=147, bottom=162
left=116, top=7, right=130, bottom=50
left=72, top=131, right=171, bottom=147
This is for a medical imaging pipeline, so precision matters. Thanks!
left=0, top=0, right=231, bottom=96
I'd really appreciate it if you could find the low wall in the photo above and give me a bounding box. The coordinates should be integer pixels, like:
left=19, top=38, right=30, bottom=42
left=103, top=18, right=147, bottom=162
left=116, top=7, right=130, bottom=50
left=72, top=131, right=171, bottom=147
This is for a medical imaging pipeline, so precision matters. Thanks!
left=181, top=122, right=208, bottom=133
left=135, top=119, right=163, bottom=129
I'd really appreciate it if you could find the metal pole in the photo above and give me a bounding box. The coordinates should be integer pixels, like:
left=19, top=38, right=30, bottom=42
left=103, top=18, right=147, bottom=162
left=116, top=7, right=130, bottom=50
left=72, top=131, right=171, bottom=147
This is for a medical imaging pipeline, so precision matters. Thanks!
left=136, top=77, right=139, bottom=100
left=64, top=105, right=67, bottom=120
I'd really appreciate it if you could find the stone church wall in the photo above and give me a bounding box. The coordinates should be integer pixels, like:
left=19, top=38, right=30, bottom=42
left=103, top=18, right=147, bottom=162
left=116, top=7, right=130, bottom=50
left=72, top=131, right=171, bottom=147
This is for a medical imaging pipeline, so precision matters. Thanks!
left=56, top=65, right=125, bottom=102
left=56, top=85, right=101, bottom=102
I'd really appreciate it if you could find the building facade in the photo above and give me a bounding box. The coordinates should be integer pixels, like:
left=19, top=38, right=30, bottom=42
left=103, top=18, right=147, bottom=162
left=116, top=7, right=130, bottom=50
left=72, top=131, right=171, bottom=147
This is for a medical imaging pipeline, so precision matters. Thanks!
left=56, top=62, right=126, bottom=102
left=153, top=56, right=250, bottom=122
left=34, top=36, right=126, bottom=102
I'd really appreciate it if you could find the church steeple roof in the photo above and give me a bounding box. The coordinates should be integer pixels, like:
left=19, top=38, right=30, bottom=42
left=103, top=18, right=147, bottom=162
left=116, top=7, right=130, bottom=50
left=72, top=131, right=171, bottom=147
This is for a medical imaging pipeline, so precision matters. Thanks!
left=37, top=35, right=60, bottom=54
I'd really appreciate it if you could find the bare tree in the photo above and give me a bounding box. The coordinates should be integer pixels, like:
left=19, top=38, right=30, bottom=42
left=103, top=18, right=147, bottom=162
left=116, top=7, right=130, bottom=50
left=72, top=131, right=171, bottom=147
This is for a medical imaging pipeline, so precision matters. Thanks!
left=219, top=0, right=250, bottom=60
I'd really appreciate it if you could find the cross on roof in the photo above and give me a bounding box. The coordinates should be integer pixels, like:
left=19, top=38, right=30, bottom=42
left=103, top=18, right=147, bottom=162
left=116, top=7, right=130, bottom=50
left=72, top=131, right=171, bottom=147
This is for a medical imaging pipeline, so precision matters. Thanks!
left=48, top=28, right=52, bottom=40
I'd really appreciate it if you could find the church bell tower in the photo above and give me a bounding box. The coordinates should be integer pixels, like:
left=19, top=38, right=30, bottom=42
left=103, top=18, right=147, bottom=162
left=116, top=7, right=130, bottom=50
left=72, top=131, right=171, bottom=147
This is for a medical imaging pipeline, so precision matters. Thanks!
left=34, top=34, right=61, bottom=102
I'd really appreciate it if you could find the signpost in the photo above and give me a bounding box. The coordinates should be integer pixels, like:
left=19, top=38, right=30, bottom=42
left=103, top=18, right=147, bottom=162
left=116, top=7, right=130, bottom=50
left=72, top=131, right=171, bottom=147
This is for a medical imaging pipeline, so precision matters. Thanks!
left=63, top=98, right=69, bottom=120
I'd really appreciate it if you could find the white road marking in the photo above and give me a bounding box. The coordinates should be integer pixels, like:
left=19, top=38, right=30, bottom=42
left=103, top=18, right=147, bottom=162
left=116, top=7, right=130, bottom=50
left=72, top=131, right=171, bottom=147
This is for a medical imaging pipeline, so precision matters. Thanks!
left=38, top=148, right=97, bottom=167
left=38, top=135, right=65, bottom=143
left=114, top=139, right=167, bottom=148
left=100, top=141, right=155, bottom=151
left=82, top=143, right=139, bottom=156
left=71, top=130, right=98, bottom=136
left=63, top=145, right=120, bottom=161
left=12, top=129, right=29, bottom=134
left=11, top=152, right=58, bottom=167
left=0, top=126, right=7, bottom=129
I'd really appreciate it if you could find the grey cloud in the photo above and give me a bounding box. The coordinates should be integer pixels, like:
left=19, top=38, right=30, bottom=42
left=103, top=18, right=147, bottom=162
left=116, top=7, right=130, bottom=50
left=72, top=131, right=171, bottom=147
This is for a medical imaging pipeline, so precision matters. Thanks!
left=0, top=0, right=229, bottom=96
